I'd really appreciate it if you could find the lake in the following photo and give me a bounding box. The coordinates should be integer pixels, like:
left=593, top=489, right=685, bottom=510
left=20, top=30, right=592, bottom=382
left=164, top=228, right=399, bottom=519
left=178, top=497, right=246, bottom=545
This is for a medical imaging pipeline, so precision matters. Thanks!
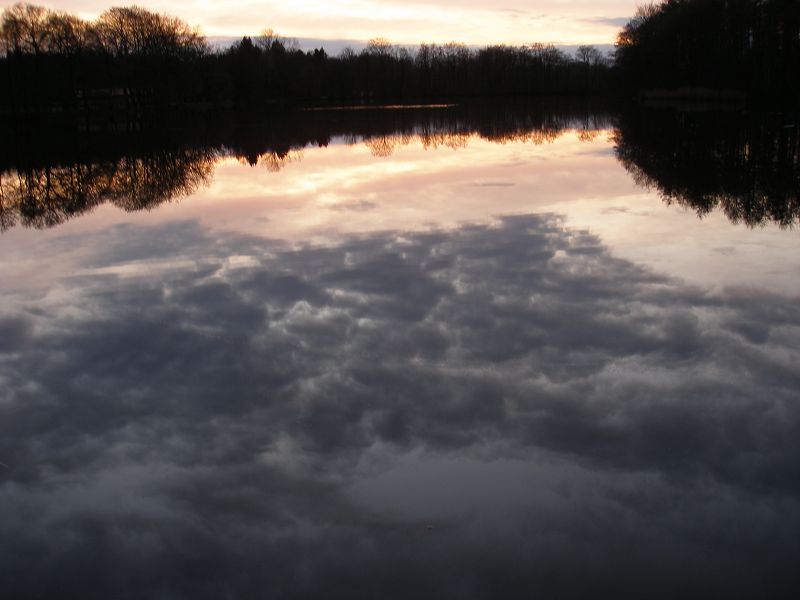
left=1, top=102, right=798, bottom=599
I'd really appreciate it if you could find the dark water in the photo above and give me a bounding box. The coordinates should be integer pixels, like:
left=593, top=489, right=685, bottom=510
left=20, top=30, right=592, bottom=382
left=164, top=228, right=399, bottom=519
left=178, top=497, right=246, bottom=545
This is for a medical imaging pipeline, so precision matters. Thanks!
left=1, top=104, right=799, bottom=599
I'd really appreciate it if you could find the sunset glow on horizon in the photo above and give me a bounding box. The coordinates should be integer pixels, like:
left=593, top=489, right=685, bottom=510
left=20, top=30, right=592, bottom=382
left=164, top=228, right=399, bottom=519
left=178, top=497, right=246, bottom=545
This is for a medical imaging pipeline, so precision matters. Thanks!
left=0, top=0, right=639, bottom=47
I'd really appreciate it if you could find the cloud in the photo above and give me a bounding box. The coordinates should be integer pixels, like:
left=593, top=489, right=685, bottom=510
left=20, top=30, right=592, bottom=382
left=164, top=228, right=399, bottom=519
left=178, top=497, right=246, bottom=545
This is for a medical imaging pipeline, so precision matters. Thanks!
left=1, top=214, right=799, bottom=598
left=0, top=315, right=32, bottom=353
left=328, top=199, right=378, bottom=211
left=582, top=16, right=630, bottom=27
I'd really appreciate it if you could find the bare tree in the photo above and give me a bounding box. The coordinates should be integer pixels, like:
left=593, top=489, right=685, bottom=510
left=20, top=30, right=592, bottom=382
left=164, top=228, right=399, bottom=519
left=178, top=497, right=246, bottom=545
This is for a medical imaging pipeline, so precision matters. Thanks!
left=45, top=12, right=93, bottom=55
left=1, top=3, right=48, bottom=55
left=366, top=37, right=393, bottom=58
left=577, top=45, right=603, bottom=67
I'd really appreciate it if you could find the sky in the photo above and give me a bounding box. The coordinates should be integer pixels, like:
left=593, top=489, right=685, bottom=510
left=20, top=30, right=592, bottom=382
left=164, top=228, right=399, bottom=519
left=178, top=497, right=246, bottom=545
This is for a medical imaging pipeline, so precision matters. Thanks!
left=0, top=0, right=640, bottom=46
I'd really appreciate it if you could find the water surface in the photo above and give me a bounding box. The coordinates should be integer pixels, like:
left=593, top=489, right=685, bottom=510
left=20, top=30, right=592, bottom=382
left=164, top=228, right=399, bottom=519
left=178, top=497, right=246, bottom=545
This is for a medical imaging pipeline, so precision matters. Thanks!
left=1, top=104, right=798, bottom=599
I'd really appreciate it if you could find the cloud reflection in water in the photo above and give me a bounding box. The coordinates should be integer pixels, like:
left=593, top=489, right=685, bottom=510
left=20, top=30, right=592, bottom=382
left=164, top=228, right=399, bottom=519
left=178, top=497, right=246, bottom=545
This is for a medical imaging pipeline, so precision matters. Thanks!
left=1, top=214, right=799, bottom=599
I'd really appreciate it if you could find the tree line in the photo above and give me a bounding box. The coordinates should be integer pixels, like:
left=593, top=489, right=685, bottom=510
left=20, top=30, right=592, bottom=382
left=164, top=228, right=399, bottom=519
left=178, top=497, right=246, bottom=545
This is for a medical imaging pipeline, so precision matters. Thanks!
left=0, top=3, right=612, bottom=114
left=615, top=0, right=800, bottom=95
left=3, top=1, right=799, bottom=114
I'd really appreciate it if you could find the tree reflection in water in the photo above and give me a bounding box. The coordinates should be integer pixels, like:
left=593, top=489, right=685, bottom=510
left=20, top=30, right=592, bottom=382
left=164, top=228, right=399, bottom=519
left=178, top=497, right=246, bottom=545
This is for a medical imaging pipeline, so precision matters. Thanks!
left=614, top=107, right=800, bottom=227
left=0, top=102, right=611, bottom=231
left=0, top=150, right=216, bottom=230
left=2, top=103, right=799, bottom=232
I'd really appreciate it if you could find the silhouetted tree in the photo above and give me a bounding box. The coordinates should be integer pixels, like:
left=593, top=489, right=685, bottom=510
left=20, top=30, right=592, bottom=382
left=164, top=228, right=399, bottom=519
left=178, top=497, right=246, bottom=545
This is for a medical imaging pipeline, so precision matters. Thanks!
left=615, top=0, right=800, bottom=96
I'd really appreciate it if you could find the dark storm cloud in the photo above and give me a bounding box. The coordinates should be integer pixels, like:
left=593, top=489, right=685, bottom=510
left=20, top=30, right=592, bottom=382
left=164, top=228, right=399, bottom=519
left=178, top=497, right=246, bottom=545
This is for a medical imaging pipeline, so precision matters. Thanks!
left=1, top=215, right=799, bottom=599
